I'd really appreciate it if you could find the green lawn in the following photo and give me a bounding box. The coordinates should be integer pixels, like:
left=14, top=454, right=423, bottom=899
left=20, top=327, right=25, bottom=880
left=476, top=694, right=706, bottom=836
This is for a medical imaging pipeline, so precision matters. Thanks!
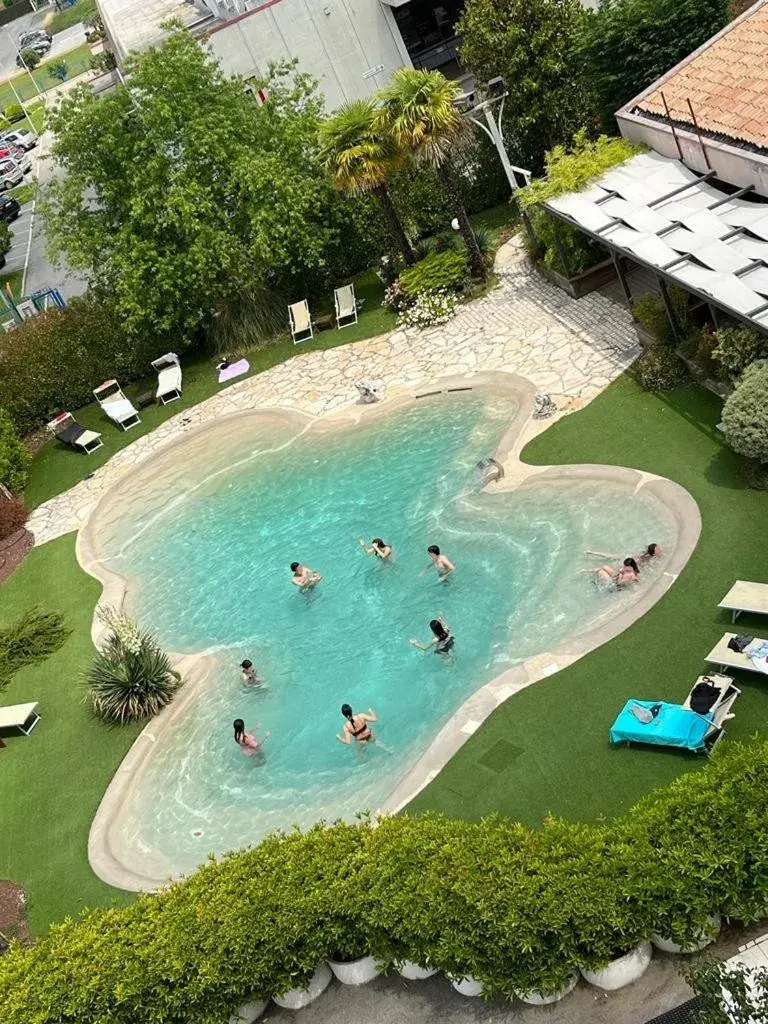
left=8, top=181, right=35, bottom=206
left=0, top=43, right=93, bottom=108
left=0, top=534, right=139, bottom=934
left=408, top=376, right=768, bottom=825
left=0, top=268, right=23, bottom=298
left=45, top=0, right=97, bottom=34
left=26, top=269, right=395, bottom=508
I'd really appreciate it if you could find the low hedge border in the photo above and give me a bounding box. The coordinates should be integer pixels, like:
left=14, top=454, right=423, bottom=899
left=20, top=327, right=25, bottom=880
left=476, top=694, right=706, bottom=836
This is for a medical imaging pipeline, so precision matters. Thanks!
left=1, top=741, right=768, bottom=1021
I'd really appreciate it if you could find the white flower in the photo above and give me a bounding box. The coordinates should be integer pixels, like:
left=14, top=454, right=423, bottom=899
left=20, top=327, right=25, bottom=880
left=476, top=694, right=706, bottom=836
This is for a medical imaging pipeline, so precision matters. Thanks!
left=397, top=288, right=458, bottom=329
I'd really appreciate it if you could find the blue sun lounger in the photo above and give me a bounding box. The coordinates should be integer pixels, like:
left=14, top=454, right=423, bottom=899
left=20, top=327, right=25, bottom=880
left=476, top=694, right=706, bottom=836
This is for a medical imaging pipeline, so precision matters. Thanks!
left=610, top=700, right=714, bottom=753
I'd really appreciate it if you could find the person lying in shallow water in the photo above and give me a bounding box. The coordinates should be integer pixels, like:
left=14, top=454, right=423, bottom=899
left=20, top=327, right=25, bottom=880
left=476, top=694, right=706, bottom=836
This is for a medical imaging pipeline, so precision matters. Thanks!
left=290, top=561, right=323, bottom=591
left=359, top=537, right=392, bottom=560
left=581, top=557, right=640, bottom=588
left=410, top=616, right=455, bottom=654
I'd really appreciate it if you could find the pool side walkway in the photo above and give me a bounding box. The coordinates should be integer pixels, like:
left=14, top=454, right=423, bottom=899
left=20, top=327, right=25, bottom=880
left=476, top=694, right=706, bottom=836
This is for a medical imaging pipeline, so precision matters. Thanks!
left=28, top=238, right=639, bottom=545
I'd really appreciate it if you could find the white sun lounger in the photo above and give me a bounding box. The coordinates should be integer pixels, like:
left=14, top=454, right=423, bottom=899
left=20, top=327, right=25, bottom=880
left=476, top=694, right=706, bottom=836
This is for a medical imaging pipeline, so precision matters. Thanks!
left=705, top=633, right=768, bottom=675
left=334, top=283, right=358, bottom=329
left=682, top=673, right=740, bottom=750
left=151, top=352, right=182, bottom=405
left=0, top=701, right=40, bottom=736
left=719, top=581, right=768, bottom=623
left=93, top=380, right=140, bottom=431
left=46, top=412, right=103, bottom=454
left=289, top=300, right=313, bottom=344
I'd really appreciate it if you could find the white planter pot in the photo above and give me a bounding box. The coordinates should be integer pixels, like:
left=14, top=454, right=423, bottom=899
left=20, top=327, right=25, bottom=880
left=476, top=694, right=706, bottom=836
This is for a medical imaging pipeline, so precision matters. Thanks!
left=652, top=914, right=721, bottom=954
left=451, top=975, right=483, bottom=997
left=580, top=943, right=652, bottom=991
left=398, top=960, right=439, bottom=981
left=328, top=954, right=381, bottom=985
left=516, top=973, right=578, bottom=1006
left=273, top=964, right=332, bottom=1009
left=228, top=999, right=268, bottom=1024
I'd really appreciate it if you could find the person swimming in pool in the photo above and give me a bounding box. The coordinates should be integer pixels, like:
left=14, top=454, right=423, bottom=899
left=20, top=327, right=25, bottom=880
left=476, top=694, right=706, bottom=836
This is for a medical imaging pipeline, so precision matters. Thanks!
left=410, top=616, right=455, bottom=654
left=336, top=704, right=378, bottom=745
left=581, top=557, right=640, bottom=588
left=359, top=537, right=392, bottom=560
left=421, top=545, right=455, bottom=582
left=291, top=562, right=322, bottom=591
left=240, top=660, right=262, bottom=687
left=233, top=718, right=270, bottom=756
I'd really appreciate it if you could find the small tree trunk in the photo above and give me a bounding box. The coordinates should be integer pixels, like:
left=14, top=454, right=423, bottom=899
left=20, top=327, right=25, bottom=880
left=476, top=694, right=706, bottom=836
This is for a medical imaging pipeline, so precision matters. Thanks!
left=436, top=161, right=486, bottom=280
left=373, top=183, right=416, bottom=266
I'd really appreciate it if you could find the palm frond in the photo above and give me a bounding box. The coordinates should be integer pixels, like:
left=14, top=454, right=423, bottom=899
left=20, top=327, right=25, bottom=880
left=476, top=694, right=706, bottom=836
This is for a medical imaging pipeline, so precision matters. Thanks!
left=376, top=69, right=467, bottom=169
left=318, top=99, right=401, bottom=193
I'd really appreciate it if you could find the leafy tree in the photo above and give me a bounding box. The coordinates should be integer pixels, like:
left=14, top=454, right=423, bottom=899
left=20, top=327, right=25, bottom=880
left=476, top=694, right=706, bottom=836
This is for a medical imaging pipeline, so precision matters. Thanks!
left=46, top=60, right=68, bottom=83
left=377, top=69, right=485, bottom=279
left=18, top=48, right=41, bottom=70
left=579, top=0, right=730, bottom=127
left=457, top=0, right=597, bottom=174
left=319, top=98, right=415, bottom=265
left=722, top=362, right=768, bottom=464
left=41, top=28, right=365, bottom=344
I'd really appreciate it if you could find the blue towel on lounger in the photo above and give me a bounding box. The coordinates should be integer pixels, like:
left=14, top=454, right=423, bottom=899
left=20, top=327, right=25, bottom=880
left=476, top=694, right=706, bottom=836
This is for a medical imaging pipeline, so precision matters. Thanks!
left=610, top=700, right=713, bottom=752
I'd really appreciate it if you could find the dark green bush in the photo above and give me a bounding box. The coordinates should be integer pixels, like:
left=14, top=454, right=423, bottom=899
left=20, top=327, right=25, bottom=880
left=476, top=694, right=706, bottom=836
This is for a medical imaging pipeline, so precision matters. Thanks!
left=0, top=294, right=158, bottom=436
left=0, top=407, right=29, bottom=493
left=635, top=345, right=690, bottom=392
left=712, top=324, right=768, bottom=383
left=2, top=740, right=768, bottom=1020
left=18, top=48, right=41, bottom=70
left=722, top=362, right=768, bottom=464
left=4, top=104, right=23, bottom=123
left=399, top=250, right=468, bottom=299
left=0, top=608, right=70, bottom=692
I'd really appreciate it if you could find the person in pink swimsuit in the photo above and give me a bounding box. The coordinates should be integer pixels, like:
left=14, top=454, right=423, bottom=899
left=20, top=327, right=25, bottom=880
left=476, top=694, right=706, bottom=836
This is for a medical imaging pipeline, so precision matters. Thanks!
left=233, top=718, right=270, bottom=756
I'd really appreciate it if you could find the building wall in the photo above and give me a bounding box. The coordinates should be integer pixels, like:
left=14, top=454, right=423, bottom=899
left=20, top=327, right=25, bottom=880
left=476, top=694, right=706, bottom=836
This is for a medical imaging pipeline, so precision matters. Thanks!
left=206, top=0, right=410, bottom=111
left=617, top=112, right=768, bottom=199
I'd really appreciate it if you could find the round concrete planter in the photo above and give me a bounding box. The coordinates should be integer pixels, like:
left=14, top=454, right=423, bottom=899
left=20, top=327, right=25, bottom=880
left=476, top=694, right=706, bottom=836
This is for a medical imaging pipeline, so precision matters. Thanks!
left=516, top=973, right=578, bottom=1006
left=228, top=999, right=268, bottom=1023
left=580, top=943, right=652, bottom=991
left=398, top=960, right=439, bottom=981
left=328, top=954, right=381, bottom=985
left=652, top=914, right=721, bottom=954
left=273, top=964, right=332, bottom=1009
left=451, top=975, right=484, bottom=997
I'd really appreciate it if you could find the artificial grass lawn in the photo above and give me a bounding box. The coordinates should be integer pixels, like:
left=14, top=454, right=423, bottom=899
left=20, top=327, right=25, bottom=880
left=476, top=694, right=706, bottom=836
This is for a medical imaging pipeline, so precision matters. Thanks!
left=0, top=534, right=139, bottom=934
left=0, top=43, right=93, bottom=108
left=408, top=376, right=768, bottom=825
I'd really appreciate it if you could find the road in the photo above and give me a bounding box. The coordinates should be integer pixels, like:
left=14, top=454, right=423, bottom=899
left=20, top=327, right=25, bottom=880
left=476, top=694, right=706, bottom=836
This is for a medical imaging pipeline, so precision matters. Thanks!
left=0, top=17, right=87, bottom=79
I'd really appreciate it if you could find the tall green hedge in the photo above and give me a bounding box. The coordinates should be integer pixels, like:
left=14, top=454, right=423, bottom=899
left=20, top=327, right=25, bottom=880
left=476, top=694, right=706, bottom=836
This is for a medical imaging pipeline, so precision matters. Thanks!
left=0, top=407, right=30, bottom=493
left=2, top=741, right=768, bottom=1021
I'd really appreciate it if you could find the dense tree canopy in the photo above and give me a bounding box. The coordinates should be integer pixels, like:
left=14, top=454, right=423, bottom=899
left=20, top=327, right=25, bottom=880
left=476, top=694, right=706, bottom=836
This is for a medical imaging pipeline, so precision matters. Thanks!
left=457, top=0, right=597, bottom=173
left=579, top=0, right=731, bottom=127
left=42, top=28, right=374, bottom=343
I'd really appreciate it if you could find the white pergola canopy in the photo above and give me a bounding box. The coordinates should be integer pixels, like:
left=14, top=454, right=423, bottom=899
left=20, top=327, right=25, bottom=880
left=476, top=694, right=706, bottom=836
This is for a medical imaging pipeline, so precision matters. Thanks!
left=544, top=151, right=768, bottom=332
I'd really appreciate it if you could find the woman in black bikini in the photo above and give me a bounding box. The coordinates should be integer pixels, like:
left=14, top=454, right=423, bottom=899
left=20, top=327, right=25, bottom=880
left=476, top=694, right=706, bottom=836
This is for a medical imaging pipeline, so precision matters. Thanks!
left=336, top=704, right=378, bottom=744
left=410, top=616, right=454, bottom=655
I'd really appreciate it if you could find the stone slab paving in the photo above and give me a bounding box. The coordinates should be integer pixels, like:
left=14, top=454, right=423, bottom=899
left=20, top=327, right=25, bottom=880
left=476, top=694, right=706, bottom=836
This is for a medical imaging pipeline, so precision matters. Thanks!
left=28, top=238, right=640, bottom=545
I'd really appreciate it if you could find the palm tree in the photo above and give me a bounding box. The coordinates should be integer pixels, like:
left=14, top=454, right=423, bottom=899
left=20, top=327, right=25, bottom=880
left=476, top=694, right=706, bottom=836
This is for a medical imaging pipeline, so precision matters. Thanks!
left=318, top=98, right=416, bottom=266
left=377, top=68, right=486, bottom=280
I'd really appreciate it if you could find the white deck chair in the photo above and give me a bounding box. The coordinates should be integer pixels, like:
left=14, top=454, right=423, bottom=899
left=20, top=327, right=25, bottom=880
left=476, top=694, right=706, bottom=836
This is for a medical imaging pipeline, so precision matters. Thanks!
left=93, top=380, right=140, bottom=431
left=152, top=352, right=182, bottom=405
left=46, top=412, right=103, bottom=454
left=705, top=633, right=768, bottom=676
left=682, top=674, right=740, bottom=752
left=334, top=283, right=358, bottom=329
left=719, top=580, right=768, bottom=623
left=289, top=300, right=313, bottom=344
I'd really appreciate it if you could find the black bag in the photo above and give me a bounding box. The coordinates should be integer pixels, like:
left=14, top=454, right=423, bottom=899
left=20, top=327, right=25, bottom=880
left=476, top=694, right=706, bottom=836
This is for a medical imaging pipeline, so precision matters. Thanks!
left=690, top=680, right=720, bottom=714
left=728, top=634, right=753, bottom=653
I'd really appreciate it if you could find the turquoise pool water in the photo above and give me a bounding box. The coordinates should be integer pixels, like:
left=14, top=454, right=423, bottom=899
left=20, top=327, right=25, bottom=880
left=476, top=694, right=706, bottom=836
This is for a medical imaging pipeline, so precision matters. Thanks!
left=98, top=391, right=675, bottom=878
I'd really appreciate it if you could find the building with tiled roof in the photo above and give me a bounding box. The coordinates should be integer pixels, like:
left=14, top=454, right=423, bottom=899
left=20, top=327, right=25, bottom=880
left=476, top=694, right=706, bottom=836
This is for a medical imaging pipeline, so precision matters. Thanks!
left=616, top=0, right=768, bottom=197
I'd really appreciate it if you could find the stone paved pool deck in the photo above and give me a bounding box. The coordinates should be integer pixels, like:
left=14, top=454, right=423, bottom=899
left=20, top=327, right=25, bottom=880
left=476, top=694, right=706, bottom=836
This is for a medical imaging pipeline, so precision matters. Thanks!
left=28, top=238, right=640, bottom=545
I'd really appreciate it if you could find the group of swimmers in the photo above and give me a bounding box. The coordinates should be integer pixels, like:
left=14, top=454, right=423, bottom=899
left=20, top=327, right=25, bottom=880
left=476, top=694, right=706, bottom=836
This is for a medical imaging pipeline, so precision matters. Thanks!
left=580, top=542, right=662, bottom=589
left=232, top=539, right=458, bottom=755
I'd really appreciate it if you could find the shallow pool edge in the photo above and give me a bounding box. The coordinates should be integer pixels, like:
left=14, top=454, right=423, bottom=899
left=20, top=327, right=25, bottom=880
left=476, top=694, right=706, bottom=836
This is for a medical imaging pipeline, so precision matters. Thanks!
left=79, top=372, right=701, bottom=892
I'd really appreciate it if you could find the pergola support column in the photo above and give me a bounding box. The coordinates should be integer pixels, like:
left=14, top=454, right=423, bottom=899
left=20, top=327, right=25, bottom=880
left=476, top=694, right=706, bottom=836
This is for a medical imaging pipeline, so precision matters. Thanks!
left=658, top=277, right=682, bottom=341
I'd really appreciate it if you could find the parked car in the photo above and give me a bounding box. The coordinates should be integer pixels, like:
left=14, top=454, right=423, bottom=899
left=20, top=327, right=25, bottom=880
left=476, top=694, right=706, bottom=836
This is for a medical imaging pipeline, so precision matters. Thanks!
left=0, top=146, right=30, bottom=174
left=1, top=129, right=37, bottom=151
left=0, top=195, right=21, bottom=222
left=18, top=29, right=51, bottom=47
left=0, top=158, right=23, bottom=191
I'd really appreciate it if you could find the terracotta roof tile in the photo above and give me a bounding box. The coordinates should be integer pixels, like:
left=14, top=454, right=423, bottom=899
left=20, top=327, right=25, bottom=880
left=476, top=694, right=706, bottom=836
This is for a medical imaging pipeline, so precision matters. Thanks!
left=636, top=2, right=768, bottom=149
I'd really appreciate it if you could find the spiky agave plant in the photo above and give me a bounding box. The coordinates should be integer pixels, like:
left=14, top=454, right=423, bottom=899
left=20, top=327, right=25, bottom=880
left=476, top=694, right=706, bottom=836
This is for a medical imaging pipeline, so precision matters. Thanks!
left=87, top=609, right=180, bottom=723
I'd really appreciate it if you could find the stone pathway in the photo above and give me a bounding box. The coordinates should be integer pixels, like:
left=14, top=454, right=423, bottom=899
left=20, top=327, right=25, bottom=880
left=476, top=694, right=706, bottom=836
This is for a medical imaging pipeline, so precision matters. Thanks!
left=28, top=238, right=640, bottom=545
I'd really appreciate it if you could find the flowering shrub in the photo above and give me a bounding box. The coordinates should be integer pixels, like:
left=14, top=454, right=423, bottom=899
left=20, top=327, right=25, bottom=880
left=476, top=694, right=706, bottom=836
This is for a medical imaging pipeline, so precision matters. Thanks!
left=398, top=288, right=458, bottom=329
left=381, top=280, right=409, bottom=314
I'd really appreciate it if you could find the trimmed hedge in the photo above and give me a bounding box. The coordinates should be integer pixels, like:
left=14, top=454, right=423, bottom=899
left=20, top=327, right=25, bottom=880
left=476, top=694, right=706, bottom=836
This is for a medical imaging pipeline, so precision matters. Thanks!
left=2, top=741, right=768, bottom=1020
left=0, top=294, right=159, bottom=437
left=399, top=250, right=468, bottom=299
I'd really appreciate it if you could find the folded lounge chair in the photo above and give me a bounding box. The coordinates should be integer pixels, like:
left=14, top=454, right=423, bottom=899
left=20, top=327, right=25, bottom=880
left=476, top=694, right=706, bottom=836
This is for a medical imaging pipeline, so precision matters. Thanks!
left=93, top=380, right=140, bottom=431
left=334, top=283, right=358, bottom=329
left=719, top=580, right=768, bottom=623
left=289, top=300, right=313, bottom=344
left=46, top=412, right=103, bottom=454
left=705, top=633, right=768, bottom=676
left=152, top=352, right=182, bottom=405
left=610, top=675, right=740, bottom=754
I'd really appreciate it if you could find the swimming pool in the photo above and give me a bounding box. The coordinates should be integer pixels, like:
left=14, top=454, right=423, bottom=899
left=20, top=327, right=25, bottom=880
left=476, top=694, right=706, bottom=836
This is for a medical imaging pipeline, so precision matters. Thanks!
left=89, top=384, right=677, bottom=882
